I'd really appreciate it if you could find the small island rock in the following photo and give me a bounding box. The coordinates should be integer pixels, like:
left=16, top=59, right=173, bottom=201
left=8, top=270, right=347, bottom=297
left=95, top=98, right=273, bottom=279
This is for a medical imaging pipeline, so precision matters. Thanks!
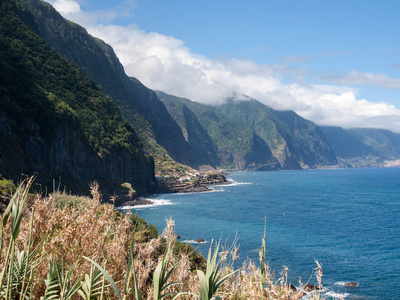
left=304, top=284, right=321, bottom=292
left=344, top=282, right=358, bottom=287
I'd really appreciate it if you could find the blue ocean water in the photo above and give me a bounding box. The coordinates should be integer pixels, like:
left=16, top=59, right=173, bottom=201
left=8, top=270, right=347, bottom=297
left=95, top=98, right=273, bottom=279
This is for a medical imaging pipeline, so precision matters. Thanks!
left=127, top=168, right=400, bottom=299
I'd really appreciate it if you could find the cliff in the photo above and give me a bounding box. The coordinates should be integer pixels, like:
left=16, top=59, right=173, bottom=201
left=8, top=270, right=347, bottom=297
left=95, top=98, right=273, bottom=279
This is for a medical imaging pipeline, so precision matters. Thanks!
left=321, top=126, right=400, bottom=167
left=0, top=0, right=155, bottom=193
left=157, top=92, right=280, bottom=170
left=7, top=0, right=400, bottom=175
left=217, top=99, right=338, bottom=170
left=18, top=0, right=206, bottom=169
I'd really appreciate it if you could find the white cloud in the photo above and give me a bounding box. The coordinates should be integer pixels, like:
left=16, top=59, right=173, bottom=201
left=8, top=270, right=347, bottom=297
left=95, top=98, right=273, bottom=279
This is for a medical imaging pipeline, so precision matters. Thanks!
left=45, top=0, right=400, bottom=133
left=47, top=0, right=130, bottom=25
left=322, top=70, right=400, bottom=89
left=51, top=0, right=80, bottom=15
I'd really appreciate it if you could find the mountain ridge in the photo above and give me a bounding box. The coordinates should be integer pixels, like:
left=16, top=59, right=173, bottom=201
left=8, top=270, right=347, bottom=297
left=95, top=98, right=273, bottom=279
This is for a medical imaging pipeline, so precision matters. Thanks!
left=215, top=98, right=338, bottom=169
left=18, top=0, right=209, bottom=169
left=157, top=91, right=280, bottom=170
left=2, top=0, right=400, bottom=188
left=321, top=126, right=400, bottom=168
left=0, top=0, right=155, bottom=193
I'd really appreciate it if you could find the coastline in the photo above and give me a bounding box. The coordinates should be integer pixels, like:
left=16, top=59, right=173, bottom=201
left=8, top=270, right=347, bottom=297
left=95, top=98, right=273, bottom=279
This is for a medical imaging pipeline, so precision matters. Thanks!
left=116, top=172, right=231, bottom=208
left=114, top=165, right=397, bottom=208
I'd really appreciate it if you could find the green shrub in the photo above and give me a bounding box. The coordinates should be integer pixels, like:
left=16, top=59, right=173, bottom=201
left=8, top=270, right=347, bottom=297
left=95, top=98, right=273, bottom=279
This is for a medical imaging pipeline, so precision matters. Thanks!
left=48, top=191, right=91, bottom=210
left=0, top=175, right=16, bottom=195
left=130, top=214, right=158, bottom=238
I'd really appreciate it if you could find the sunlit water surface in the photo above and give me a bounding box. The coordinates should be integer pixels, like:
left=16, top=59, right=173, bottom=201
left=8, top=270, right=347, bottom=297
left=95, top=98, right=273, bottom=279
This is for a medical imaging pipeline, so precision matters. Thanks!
left=125, top=168, right=400, bottom=299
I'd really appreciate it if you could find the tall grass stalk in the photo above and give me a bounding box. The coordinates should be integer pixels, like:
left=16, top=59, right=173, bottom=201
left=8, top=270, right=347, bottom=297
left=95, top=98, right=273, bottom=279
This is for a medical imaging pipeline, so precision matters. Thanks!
left=0, top=177, right=35, bottom=299
left=125, top=233, right=141, bottom=300
left=197, top=240, right=237, bottom=300
left=0, top=179, right=326, bottom=299
left=41, top=261, right=58, bottom=300
left=56, top=261, right=81, bottom=300
left=259, top=235, right=266, bottom=299
left=153, top=239, right=181, bottom=299
left=83, top=257, right=120, bottom=299
left=19, top=207, right=35, bottom=299
left=83, top=232, right=143, bottom=300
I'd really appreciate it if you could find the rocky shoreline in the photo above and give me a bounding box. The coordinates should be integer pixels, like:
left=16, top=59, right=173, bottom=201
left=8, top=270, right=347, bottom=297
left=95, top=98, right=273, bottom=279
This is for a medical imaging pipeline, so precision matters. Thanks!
left=114, top=197, right=154, bottom=207
left=116, top=171, right=229, bottom=207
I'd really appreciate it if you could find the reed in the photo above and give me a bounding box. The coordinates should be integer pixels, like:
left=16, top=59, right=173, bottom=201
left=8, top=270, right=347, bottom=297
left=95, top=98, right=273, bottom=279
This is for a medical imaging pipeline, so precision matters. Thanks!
left=0, top=178, right=328, bottom=299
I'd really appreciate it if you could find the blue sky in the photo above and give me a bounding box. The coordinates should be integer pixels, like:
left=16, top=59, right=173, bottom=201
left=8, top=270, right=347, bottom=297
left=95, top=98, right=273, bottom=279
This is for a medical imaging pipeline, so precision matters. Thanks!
left=46, top=0, right=400, bottom=131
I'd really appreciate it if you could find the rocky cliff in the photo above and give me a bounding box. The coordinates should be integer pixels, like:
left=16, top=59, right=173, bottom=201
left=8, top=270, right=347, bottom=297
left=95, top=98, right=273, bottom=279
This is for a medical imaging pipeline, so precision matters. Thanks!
left=0, top=0, right=155, bottom=193
left=8, top=0, right=400, bottom=174
left=321, top=126, right=400, bottom=167
left=216, top=98, right=338, bottom=169
left=19, top=0, right=206, bottom=168
left=157, top=92, right=280, bottom=170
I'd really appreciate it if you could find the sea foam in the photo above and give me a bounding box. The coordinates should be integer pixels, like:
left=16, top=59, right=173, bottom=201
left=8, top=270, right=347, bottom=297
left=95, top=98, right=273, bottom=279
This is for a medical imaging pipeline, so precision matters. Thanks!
left=325, top=291, right=350, bottom=298
left=116, top=198, right=174, bottom=210
left=185, top=239, right=209, bottom=244
left=225, top=180, right=252, bottom=186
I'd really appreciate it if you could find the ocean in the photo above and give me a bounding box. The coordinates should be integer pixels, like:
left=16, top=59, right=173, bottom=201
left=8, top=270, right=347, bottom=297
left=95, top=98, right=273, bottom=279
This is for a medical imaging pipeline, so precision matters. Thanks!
left=124, top=168, right=400, bottom=299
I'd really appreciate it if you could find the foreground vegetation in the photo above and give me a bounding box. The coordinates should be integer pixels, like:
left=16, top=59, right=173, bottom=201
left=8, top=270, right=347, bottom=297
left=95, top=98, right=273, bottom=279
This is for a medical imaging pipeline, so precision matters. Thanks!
left=0, top=177, right=326, bottom=299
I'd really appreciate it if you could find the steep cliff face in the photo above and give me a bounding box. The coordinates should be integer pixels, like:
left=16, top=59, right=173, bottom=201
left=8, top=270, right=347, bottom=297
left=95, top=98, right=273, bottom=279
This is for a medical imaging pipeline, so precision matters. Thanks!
left=320, top=126, right=377, bottom=159
left=1, top=112, right=95, bottom=191
left=321, top=126, right=400, bottom=168
left=347, top=128, right=400, bottom=160
left=157, top=92, right=280, bottom=170
left=1, top=111, right=155, bottom=193
left=19, top=0, right=201, bottom=168
left=217, top=99, right=337, bottom=169
left=216, top=99, right=301, bottom=169
left=0, top=0, right=155, bottom=193
left=157, top=93, right=221, bottom=168
left=275, top=110, right=338, bottom=168
left=16, top=0, right=340, bottom=172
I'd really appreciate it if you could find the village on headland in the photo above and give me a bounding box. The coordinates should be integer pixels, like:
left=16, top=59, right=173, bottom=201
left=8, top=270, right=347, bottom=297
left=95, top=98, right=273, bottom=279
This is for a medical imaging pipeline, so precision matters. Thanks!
left=156, top=169, right=228, bottom=193
left=383, top=158, right=400, bottom=167
left=115, top=168, right=228, bottom=207
left=113, top=156, right=400, bottom=207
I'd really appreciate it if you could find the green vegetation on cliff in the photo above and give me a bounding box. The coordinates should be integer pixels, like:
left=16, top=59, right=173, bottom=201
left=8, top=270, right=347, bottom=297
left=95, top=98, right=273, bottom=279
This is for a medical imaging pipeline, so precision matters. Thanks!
left=217, top=99, right=337, bottom=169
left=18, top=0, right=201, bottom=170
left=158, top=92, right=337, bottom=170
left=4, top=0, right=400, bottom=176
left=321, top=126, right=400, bottom=167
left=158, top=92, right=279, bottom=170
left=348, top=128, right=400, bottom=160
left=2, top=0, right=137, bottom=156
left=0, top=0, right=154, bottom=192
left=156, top=94, right=221, bottom=168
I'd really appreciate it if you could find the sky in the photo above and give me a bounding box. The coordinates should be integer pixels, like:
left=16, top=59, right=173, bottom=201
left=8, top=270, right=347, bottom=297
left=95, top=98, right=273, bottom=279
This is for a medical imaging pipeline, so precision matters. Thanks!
left=45, top=0, right=400, bottom=132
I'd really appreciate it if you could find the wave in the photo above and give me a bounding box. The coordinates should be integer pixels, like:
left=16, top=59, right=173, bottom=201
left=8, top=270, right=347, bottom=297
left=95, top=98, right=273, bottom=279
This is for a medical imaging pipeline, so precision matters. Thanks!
left=226, top=181, right=252, bottom=186
left=184, top=239, right=209, bottom=244
left=325, top=291, right=350, bottom=298
left=116, top=198, right=174, bottom=210
left=209, top=187, right=225, bottom=192
left=300, top=288, right=329, bottom=300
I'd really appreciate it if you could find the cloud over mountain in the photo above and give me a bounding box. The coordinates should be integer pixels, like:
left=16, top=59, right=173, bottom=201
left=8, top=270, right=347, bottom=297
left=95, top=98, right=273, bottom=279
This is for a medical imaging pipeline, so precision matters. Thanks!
left=46, top=0, right=400, bottom=133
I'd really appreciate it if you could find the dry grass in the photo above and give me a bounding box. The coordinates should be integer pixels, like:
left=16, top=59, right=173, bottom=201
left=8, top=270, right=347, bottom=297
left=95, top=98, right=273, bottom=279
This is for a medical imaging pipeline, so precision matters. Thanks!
left=0, top=179, right=328, bottom=299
